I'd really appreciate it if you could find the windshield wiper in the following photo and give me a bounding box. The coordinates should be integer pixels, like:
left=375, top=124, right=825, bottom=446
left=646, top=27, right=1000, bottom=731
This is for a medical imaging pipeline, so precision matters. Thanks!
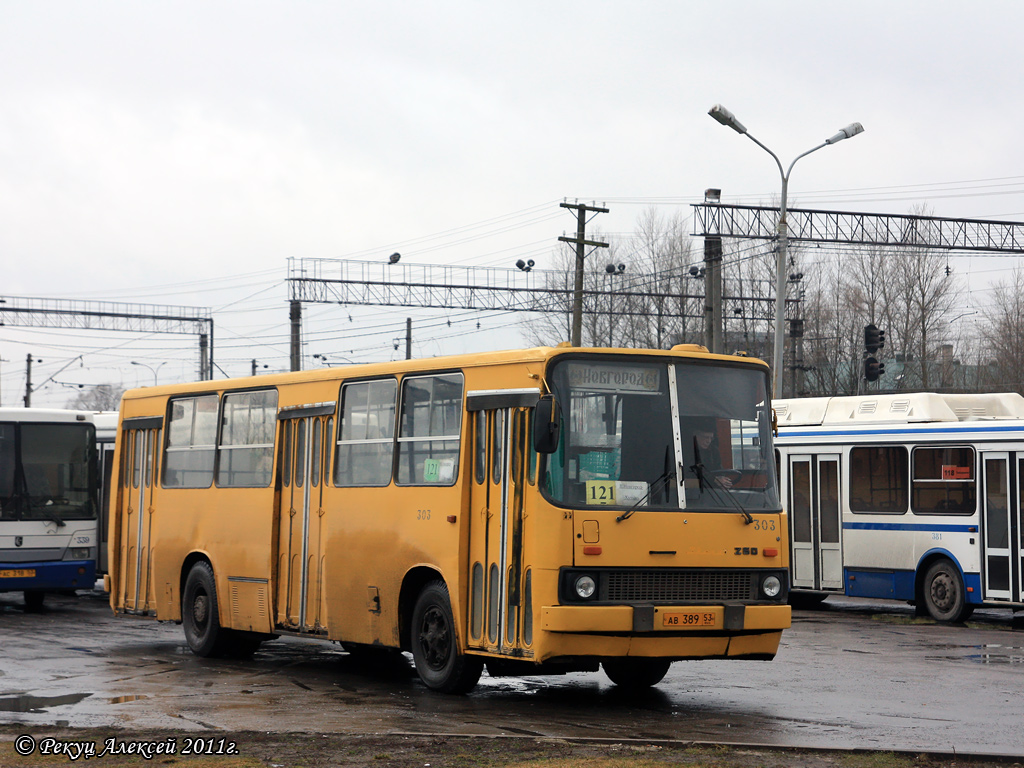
left=616, top=466, right=676, bottom=523
left=29, top=497, right=67, bottom=526
left=691, top=443, right=754, bottom=526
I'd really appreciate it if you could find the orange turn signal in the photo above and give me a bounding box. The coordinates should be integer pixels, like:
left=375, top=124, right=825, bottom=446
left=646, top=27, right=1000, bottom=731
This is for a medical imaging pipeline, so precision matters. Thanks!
left=583, top=546, right=602, bottom=555
left=762, top=548, right=778, bottom=557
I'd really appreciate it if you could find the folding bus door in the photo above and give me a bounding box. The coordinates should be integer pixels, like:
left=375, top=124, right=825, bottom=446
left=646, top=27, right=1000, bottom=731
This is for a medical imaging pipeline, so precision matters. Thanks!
left=788, top=453, right=843, bottom=591
left=466, top=392, right=535, bottom=658
left=275, top=406, right=333, bottom=633
left=981, top=453, right=1016, bottom=601
left=118, top=418, right=161, bottom=614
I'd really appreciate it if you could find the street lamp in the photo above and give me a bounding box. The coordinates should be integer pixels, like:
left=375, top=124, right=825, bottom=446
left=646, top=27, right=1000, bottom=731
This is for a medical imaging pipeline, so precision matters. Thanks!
left=131, top=360, right=167, bottom=386
left=708, top=104, right=864, bottom=397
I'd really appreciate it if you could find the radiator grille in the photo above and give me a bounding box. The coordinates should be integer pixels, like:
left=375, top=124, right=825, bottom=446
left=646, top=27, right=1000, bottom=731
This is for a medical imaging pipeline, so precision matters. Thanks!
left=606, top=570, right=757, bottom=602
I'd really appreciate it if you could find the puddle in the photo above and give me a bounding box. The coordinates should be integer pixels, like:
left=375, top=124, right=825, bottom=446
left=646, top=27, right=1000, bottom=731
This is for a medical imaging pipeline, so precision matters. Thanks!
left=0, top=692, right=91, bottom=713
left=966, top=643, right=1024, bottom=665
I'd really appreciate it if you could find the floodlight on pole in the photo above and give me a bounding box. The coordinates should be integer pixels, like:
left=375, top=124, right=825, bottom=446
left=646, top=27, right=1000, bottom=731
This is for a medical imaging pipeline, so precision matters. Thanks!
left=707, top=104, right=864, bottom=397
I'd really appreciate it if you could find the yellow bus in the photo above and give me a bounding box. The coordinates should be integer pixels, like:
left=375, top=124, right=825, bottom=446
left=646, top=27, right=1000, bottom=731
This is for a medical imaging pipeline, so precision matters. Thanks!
left=107, top=345, right=790, bottom=693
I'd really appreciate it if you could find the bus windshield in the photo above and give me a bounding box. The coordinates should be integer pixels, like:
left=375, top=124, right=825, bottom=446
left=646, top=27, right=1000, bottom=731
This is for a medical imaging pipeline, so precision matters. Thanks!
left=541, top=357, right=779, bottom=512
left=0, top=422, right=96, bottom=522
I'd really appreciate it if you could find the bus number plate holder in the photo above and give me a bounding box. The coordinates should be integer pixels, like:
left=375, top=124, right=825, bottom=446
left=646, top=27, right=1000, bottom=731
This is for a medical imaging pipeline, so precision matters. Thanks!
left=0, top=569, right=36, bottom=578
left=662, top=611, right=715, bottom=628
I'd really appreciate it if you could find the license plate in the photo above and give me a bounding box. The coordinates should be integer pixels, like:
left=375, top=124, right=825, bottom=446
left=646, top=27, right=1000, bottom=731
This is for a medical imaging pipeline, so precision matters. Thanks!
left=0, top=569, right=36, bottom=578
left=662, top=611, right=716, bottom=628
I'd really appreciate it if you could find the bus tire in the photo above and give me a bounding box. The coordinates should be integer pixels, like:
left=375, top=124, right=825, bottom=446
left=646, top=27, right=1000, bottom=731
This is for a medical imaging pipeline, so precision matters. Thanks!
left=922, top=560, right=973, bottom=623
left=24, top=591, right=45, bottom=612
left=410, top=580, right=482, bottom=694
left=182, top=561, right=229, bottom=657
left=602, top=658, right=672, bottom=689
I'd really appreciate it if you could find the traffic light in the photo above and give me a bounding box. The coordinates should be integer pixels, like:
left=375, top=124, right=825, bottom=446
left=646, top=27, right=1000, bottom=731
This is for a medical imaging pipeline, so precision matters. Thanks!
left=864, top=357, right=885, bottom=382
left=864, top=324, right=885, bottom=354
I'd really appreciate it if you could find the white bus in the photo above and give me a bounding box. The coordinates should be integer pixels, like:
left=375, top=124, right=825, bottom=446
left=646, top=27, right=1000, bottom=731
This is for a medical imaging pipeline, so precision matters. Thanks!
left=0, top=408, right=99, bottom=609
left=774, top=392, right=1024, bottom=622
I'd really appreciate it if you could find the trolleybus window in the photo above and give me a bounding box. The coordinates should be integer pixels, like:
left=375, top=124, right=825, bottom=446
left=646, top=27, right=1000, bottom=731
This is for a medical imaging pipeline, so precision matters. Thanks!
left=911, top=446, right=975, bottom=515
left=397, top=373, right=463, bottom=486
left=335, top=378, right=397, bottom=487
left=850, top=446, right=908, bottom=513
left=164, top=394, right=218, bottom=488
left=217, top=390, right=278, bottom=488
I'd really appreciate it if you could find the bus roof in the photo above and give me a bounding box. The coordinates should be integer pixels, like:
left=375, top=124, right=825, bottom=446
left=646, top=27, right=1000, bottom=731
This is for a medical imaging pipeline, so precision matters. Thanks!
left=773, top=392, right=1024, bottom=427
left=118, top=344, right=769, bottom=403
left=0, top=407, right=94, bottom=424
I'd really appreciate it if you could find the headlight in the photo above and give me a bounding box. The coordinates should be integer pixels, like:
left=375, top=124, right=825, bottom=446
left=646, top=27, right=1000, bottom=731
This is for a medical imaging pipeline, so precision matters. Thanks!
left=574, top=575, right=597, bottom=599
left=66, top=547, right=92, bottom=561
left=761, top=574, right=782, bottom=598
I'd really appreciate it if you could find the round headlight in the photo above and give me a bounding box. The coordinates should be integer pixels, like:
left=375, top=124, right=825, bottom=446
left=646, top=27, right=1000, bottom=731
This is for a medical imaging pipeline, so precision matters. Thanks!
left=761, top=575, right=782, bottom=598
left=574, top=575, right=597, bottom=599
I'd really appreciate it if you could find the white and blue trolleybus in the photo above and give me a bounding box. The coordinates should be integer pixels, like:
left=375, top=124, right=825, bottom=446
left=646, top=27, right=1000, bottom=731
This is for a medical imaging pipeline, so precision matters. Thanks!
left=774, top=392, right=1024, bottom=621
left=0, top=408, right=99, bottom=609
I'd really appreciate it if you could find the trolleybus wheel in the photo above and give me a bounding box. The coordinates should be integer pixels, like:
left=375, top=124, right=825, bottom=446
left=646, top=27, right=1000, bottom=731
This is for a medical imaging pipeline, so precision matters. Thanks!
left=24, top=591, right=45, bottom=612
left=602, top=658, right=672, bottom=689
left=410, top=580, right=482, bottom=694
left=922, top=560, right=973, bottom=623
left=183, top=561, right=229, bottom=657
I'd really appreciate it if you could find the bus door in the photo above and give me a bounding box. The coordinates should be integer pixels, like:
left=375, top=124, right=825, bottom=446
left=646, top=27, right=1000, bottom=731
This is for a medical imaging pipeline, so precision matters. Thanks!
left=467, top=395, right=534, bottom=656
left=118, top=418, right=161, bottom=614
left=275, top=406, right=333, bottom=633
left=788, top=454, right=843, bottom=591
left=981, top=453, right=1019, bottom=601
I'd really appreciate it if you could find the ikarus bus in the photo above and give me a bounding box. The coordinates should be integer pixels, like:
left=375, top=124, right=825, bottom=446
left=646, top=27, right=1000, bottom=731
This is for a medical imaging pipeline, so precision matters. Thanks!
left=108, top=345, right=790, bottom=692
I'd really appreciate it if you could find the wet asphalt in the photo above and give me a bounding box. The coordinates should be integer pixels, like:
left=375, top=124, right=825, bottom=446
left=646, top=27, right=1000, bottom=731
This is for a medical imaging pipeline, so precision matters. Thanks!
left=1, top=589, right=1021, bottom=756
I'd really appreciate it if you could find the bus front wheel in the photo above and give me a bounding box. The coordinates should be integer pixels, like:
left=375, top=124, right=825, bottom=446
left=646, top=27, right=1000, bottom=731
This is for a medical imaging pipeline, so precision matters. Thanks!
left=183, top=561, right=229, bottom=657
left=410, top=580, right=482, bottom=694
left=922, top=560, right=974, bottom=623
left=602, top=658, right=672, bottom=689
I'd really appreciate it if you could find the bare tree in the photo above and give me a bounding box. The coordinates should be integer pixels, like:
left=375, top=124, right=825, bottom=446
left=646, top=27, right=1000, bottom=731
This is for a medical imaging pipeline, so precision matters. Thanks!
left=980, top=267, right=1024, bottom=393
left=521, top=208, right=699, bottom=349
left=66, top=384, right=124, bottom=411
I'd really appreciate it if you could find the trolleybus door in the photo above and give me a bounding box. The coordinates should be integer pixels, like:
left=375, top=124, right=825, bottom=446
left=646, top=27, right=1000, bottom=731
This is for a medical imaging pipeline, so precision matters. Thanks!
left=788, top=454, right=842, bottom=591
left=275, top=409, right=332, bottom=632
left=981, top=453, right=1015, bottom=601
left=119, top=423, right=160, bottom=613
left=467, top=405, right=531, bottom=655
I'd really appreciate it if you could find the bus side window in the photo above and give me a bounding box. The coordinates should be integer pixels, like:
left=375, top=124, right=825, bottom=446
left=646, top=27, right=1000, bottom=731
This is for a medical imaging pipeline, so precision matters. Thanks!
left=397, top=373, right=464, bottom=486
left=335, top=379, right=397, bottom=487
left=163, top=395, right=217, bottom=488
left=217, top=390, right=278, bottom=488
left=850, top=446, right=908, bottom=514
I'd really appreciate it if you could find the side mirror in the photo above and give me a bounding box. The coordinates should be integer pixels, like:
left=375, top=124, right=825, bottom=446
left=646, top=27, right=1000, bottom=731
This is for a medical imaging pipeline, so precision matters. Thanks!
left=533, top=395, right=561, bottom=454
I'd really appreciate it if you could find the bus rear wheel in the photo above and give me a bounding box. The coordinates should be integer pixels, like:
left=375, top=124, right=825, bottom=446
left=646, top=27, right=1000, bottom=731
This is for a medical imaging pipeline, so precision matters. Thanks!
left=183, top=561, right=230, bottom=657
left=922, top=560, right=974, bottom=623
left=602, top=658, right=672, bottom=689
left=410, top=580, right=482, bottom=694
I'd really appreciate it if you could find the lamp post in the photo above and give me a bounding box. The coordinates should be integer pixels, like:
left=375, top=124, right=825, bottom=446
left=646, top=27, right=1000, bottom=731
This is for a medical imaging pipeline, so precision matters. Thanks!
left=708, top=104, right=863, bottom=397
left=131, top=360, right=167, bottom=386
left=604, top=262, right=626, bottom=346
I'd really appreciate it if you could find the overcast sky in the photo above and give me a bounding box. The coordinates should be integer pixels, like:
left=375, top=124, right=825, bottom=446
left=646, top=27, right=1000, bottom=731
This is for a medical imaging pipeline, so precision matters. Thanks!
left=3, top=1, right=1024, bottom=406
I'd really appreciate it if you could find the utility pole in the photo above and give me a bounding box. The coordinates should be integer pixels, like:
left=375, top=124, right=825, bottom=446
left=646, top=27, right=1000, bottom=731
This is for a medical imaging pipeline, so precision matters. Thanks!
left=406, top=317, right=412, bottom=360
left=24, top=353, right=33, bottom=407
left=702, top=189, right=724, bottom=354
left=289, top=300, right=302, bottom=372
left=558, top=201, right=609, bottom=346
